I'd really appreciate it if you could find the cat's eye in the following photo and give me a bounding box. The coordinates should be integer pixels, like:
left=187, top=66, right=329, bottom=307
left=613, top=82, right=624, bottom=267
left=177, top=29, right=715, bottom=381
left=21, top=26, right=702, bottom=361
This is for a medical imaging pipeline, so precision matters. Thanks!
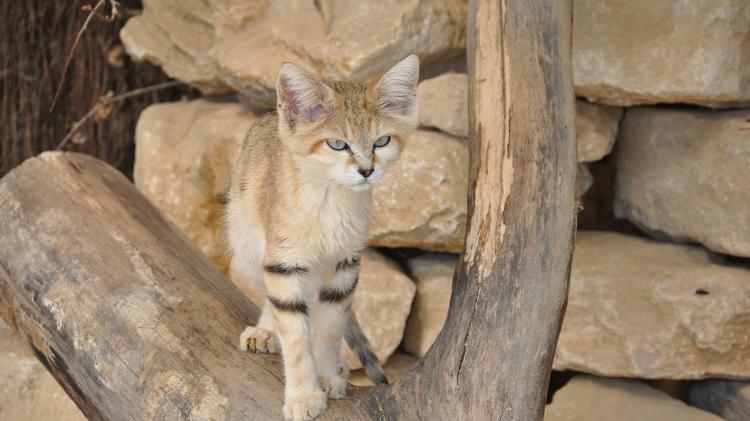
left=374, top=135, right=391, bottom=148
left=326, top=139, right=348, bottom=151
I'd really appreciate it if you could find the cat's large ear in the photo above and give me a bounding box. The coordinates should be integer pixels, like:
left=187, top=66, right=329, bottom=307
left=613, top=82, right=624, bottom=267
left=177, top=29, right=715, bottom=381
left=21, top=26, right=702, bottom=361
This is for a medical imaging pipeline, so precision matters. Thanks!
left=375, top=54, right=419, bottom=118
left=276, top=63, right=330, bottom=131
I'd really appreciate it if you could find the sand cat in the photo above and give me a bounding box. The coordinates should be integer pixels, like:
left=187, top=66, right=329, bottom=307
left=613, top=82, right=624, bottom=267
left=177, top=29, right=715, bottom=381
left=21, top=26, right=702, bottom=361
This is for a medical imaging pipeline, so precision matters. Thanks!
left=225, top=55, right=419, bottom=421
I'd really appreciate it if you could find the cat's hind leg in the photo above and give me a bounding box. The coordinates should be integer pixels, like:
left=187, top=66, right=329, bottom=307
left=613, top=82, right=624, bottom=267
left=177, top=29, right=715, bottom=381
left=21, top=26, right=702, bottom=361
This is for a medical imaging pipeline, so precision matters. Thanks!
left=312, top=255, right=360, bottom=399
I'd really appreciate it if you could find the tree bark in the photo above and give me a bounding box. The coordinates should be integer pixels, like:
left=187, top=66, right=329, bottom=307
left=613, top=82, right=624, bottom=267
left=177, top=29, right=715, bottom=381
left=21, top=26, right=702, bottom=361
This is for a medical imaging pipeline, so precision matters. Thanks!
left=0, top=0, right=575, bottom=419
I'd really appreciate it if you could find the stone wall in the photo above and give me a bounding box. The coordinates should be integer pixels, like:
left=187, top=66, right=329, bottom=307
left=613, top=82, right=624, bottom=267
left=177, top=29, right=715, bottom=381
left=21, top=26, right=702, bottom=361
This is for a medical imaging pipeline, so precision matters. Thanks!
left=9, top=1, right=748, bottom=419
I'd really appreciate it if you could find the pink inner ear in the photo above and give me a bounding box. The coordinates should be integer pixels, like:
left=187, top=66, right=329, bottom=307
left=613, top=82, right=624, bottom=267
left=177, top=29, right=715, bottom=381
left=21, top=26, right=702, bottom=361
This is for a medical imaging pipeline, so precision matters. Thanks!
left=279, top=77, right=300, bottom=118
left=308, top=104, right=326, bottom=120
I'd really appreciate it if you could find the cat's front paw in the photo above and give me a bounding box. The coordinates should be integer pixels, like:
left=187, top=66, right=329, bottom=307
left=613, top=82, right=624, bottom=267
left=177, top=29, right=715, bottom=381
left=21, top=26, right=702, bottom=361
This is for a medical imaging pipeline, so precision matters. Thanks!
left=283, top=390, right=327, bottom=421
left=319, top=374, right=347, bottom=399
left=239, top=326, right=280, bottom=354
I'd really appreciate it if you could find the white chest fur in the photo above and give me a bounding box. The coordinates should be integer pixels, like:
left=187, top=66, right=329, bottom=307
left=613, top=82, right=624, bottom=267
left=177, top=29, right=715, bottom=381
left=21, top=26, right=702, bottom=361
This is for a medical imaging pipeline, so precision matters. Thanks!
left=293, top=185, right=372, bottom=262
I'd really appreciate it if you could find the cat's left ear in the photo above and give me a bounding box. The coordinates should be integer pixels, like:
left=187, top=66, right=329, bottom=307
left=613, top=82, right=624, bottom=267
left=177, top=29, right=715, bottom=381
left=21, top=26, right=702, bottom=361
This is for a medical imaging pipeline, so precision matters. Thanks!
left=375, top=54, right=420, bottom=118
left=276, top=62, right=331, bottom=131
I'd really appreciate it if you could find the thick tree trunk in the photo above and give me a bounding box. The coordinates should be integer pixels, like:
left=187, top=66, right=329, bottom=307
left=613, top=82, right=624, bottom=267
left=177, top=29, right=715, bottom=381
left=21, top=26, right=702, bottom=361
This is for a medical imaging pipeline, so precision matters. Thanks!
left=0, top=0, right=575, bottom=419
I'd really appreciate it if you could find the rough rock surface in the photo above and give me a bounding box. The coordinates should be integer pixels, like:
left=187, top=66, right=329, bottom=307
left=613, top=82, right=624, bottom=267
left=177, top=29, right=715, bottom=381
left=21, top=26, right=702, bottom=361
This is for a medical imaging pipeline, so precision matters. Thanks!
left=342, top=250, right=416, bottom=370
left=0, top=319, right=85, bottom=421
left=573, top=0, right=750, bottom=107
left=575, top=100, right=622, bottom=162
left=417, top=73, right=468, bottom=138
left=369, top=130, right=469, bottom=252
left=134, top=99, right=259, bottom=271
left=555, top=231, right=750, bottom=379
left=122, top=0, right=466, bottom=107
left=120, top=0, right=233, bottom=93
left=615, top=107, right=750, bottom=258
left=403, top=253, right=455, bottom=357
left=689, top=380, right=750, bottom=421
left=546, top=376, right=723, bottom=421
left=349, top=352, right=418, bottom=387
left=416, top=73, right=621, bottom=162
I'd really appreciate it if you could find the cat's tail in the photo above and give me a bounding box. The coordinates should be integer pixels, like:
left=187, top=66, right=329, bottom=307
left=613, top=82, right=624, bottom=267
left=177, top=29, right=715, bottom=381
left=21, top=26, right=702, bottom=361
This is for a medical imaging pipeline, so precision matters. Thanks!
left=344, top=308, right=389, bottom=385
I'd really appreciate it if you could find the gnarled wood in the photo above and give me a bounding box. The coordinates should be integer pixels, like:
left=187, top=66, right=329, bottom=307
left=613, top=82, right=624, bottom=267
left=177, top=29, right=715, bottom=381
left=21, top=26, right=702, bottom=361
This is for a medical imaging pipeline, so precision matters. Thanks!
left=0, top=0, right=575, bottom=419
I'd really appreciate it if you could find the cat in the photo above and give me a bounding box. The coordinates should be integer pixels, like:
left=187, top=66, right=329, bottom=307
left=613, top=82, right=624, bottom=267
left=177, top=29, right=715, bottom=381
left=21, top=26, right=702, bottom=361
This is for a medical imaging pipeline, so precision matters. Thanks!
left=225, top=54, right=419, bottom=421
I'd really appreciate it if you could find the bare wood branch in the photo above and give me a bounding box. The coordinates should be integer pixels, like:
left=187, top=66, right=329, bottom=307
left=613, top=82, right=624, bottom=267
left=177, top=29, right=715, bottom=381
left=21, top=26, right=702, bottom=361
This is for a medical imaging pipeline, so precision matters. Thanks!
left=50, top=0, right=107, bottom=111
left=56, top=80, right=183, bottom=150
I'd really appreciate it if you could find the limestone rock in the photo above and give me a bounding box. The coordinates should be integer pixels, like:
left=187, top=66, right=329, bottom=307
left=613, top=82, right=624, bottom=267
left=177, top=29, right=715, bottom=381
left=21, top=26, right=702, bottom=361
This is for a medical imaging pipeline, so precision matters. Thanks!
left=573, top=0, right=750, bottom=107
left=546, top=375, right=723, bottom=421
left=615, top=107, right=750, bottom=258
left=403, top=253, right=455, bottom=357
left=555, top=231, right=750, bottom=379
left=134, top=99, right=258, bottom=271
left=268, top=1, right=465, bottom=81
left=416, top=73, right=620, bottom=161
left=120, top=2, right=231, bottom=94
left=210, top=26, right=305, bottom=108
left=369, top=131, right=468, bottom=252
left=575, top=100, right=622, bottom=162
left=349, top=352, right=418, bottom=387
left=121, top=0, right=466, bottom=107
left=0, top=319, right=86, bottom=421
left=689, top=380, right=750, bottom=421
left=342, top=250, right=416, bottom=370
left=417, top=73, right=469, bottom=138
left=208, top=0, right=269, bottom=38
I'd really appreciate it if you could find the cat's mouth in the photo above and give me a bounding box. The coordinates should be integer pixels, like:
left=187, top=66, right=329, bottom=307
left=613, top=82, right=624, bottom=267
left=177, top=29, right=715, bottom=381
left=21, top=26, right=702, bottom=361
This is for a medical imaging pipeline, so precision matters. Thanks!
left=350, top=179, right=372, bottom=190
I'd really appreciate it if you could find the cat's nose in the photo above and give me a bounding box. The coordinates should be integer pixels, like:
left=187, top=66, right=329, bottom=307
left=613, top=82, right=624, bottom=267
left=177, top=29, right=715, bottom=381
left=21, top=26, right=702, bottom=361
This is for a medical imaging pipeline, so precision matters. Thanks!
left=357, top=167, right=374, bottom=179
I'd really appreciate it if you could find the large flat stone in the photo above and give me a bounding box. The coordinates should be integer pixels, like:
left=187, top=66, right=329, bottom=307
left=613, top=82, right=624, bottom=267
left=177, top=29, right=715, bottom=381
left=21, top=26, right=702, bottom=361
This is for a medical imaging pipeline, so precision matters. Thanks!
left=555, top=231, right=750, bottom=379
left=615, top=107, right=750, bottom=258
left=417, top=73, right=468, bottom=138
left=134, top=99, right=259, bottom=272
left=546, top=375, right=723, bottom=421
left=573, top=0, right=750, bottom=107
left=369, top=130, right=469, bottom=252
left=121, top=0, right=466, bottom=107
left=120, top=2, right=230, bottom=93
left=402, top=253, right=456, bottom=357
left=416, top=73, right=621, bottom=162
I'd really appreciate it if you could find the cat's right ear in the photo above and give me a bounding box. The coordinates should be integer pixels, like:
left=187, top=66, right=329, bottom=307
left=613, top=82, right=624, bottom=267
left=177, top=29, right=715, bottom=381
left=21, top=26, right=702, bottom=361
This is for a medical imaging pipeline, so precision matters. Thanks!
left=276, top=63, right=329, bottom=131
left=375, top=54, right=419, bottom=119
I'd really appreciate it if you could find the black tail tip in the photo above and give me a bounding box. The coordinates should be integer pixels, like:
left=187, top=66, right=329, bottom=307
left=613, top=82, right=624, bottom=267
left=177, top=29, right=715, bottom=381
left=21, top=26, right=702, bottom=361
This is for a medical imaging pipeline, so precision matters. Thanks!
left=374, top=373, right=389, bottom=385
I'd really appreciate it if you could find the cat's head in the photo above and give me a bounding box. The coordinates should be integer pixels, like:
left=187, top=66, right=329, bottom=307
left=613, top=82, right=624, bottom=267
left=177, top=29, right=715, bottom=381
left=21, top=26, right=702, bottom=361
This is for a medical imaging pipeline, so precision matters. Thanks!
left=275, top=55, right=419, bottom=191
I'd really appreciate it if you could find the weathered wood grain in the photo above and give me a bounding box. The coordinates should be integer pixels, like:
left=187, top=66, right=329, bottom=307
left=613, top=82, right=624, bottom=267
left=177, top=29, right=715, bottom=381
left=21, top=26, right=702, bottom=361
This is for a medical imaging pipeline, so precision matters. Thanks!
left=0, top=0, right=575, bottom=419
left=0, top=152, right=289, bottom=420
